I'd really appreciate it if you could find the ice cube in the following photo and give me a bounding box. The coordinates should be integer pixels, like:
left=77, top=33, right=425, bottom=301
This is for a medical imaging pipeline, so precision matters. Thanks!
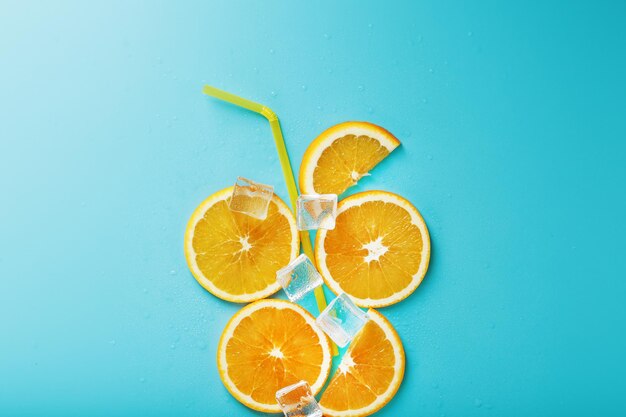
left=296, top=194, right=337, bottom=231
left=228, top=177, right=274, bottom=220
left=315, top=293, right=369, bottom=347
left=276, top=254, right=323, bottom=302
left=275, top=380, right=323, bottom=417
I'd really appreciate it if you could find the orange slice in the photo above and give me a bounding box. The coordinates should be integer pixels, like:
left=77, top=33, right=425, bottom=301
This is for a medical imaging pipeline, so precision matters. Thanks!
left=217, top=299, right=332, bottom=412
left=320, top=309, right=405, bottom=417
left=184, top=187, right=299, bottom=303
left=299, top=121, right=400, bottom=196
left=315, top=190, right=430, bottom=307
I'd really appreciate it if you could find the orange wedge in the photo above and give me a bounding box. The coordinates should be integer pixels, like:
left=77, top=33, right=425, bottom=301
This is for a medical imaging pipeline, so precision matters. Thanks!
left=299, top=121, right=400, bottom=196
left=217, top=299, right=332, bottom=412
left=184, top=187, right=299, bottom=303
left=320, top=309, right=405, bottom=417
left=315, top=190, right=430, bottom=307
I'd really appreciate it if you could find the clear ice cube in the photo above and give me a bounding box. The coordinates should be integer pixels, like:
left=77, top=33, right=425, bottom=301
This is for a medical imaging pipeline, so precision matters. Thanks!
left=228, top=177, right=274, bottom=220
left=296, top=194, right=337, bottom=231
left=315, top=293, right=369, bottom=347
left=276, top=254, right=323, bottom=301
left=275, top=380, right=323, bottom=417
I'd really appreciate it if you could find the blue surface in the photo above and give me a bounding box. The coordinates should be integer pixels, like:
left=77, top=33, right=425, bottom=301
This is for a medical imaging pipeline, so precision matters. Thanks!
left=1, top=1, right=625, bottom=415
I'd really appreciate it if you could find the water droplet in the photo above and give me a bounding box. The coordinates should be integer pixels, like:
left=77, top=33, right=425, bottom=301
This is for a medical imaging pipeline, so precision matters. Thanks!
left=139, top=377, right=146, bottom=383
left=474, top=399, right=482, bottom=408
left=301, top=85, right=307, bottom=91
left=270, top=91, right=277, bottom=97
left=429, top=68, right=434, bottom=73
left=323, top=33, right=331, bottom=40
left=357, top=85, right=364, bottom=91
left=109, top=340, right=116, bottom=345
left=142, top=288, right=148, bottom=294
left=427, top=155, right=433, bottom=160
left=368, top=23, right=373, bottom=29
left=367, top=107, right=374, bottom=114
left=417, top=34, right=423, bottom=43
left=422, top=98, right=428, bottom=104
left=170, top=344, right=176, bottom=350
left=169, top=269, right=177, bottom=275
left=269, top=48, right=275, bottom=54
left=316, top=105, right=323, bottom=111
left=253, top=67, right=258, bottom=73
left=467, top=31, right=473, bottom=37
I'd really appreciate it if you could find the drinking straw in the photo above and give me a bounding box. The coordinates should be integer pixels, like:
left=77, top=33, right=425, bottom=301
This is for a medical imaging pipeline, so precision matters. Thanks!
left=202, top=86, right=337, bottom=353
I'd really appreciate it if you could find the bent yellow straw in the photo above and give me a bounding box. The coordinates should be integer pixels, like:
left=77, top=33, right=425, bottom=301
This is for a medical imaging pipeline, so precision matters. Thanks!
left=201, top=85, right=337, bottom=353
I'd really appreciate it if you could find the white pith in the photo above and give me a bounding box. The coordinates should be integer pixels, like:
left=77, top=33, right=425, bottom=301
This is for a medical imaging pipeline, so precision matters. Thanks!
left=363, top=237, right=388, bottom=263
left=238, top=235, right=252, bottom=252
left=269, top=347, right=284, bottom=359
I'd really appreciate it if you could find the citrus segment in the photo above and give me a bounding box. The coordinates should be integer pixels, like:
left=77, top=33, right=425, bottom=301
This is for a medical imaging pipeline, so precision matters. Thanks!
left=319, top=309, right=405, bottom=417
left=184, top=187, right=299, bottom=303
left=217, top=299, right=332, bottom=412
left=299, top=122, right=400, bottom=196
left=315, top=190, right=430, bottom=307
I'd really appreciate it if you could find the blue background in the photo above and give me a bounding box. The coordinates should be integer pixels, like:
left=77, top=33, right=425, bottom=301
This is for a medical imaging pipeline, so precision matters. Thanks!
left=1, top=1, right=625, bottom=416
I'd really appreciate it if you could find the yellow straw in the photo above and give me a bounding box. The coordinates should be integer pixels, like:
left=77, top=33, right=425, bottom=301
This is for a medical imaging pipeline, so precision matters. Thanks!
left=202, top=85, right=337, bottom=354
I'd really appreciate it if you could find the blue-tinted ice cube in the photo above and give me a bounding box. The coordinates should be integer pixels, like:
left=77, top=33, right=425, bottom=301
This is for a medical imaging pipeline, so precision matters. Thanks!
left=296, top=194, right=337, bottom=231
left=315, top=293, right=369, bottom=347
left=276, top=254, right=323, bottom=302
